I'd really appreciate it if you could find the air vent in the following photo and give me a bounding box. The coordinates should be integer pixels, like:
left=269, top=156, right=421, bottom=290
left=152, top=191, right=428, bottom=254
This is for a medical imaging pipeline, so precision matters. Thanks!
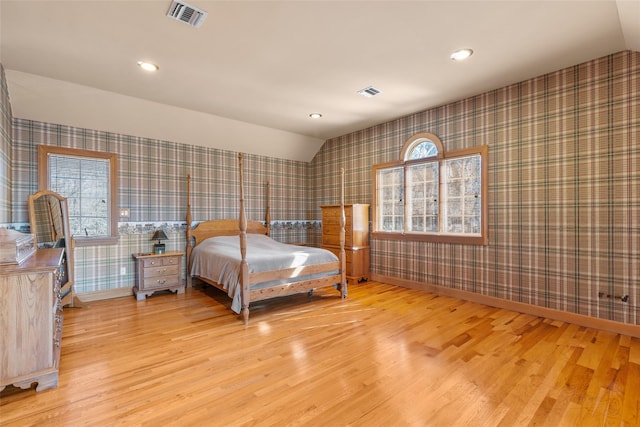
left=167, top=0, right=207, bottom=28
left=357, top=86, right=382, bottom=98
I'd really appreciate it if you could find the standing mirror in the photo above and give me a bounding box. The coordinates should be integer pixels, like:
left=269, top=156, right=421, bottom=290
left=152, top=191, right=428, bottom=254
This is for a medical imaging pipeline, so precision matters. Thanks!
left=28, top=190, right=83, bottom=308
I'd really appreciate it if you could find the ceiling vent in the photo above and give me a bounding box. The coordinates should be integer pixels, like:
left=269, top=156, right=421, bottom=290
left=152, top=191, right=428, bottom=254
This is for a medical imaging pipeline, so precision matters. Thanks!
left=167, top=0, right=207, bottom=28
left=357, top=86, right=382, bottom=98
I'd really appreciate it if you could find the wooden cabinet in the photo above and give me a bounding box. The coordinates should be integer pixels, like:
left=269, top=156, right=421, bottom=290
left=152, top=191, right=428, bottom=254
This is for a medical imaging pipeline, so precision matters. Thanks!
left=321, top=204, right=370, bottom=285
left=0, top=249, right=64, bottom=392
left=133, top=252, right=184, bottom=300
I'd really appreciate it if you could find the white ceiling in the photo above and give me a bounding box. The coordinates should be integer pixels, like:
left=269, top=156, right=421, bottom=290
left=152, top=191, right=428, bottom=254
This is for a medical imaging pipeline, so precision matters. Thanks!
left=1, top=0, right=638, bottom=162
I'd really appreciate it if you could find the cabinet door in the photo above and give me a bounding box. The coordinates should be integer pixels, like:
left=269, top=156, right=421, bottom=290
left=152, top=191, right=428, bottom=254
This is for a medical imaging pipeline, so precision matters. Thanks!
left=350, top=205, right=370, bottom=247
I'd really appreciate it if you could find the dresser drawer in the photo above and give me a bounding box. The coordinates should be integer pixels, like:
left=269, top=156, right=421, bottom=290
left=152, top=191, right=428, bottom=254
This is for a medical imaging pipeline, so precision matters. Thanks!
left=320, top=204, right=370, bottom=283
left=322, top=211, right=352, bottom=226
left=321, top=226, right=353, bottom=246
left=322, top=246, right=352, bottom=262
left=323, top=246, right=353, bottom=272
left=321, top=246, right=371, bottom=278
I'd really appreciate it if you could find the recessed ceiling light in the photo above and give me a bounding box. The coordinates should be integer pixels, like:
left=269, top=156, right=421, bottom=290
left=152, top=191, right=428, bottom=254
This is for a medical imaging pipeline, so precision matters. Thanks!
left=137, top=61, right=159, bottom=72
left=450, top=49, right=473, bottom=61
left=309, top=113, right=322, bottom=119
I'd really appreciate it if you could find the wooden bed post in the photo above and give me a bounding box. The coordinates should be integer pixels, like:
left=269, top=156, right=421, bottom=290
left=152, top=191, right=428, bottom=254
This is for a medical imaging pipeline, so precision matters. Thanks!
left=266, top=180, right=271, bottom=237
left=238, top=153, right=250, bottom=324
left=186, top=174, right=193, bottom=288
left=186, top=158, right=346, bottom=324
left=339, top=168, right=347, bottom=298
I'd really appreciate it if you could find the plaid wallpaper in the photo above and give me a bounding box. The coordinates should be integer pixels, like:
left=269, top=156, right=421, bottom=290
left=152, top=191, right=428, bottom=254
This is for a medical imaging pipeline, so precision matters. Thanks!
left=9, top=120, right=312, bottom=293
left=0, top=65, right=11, bottom=224
left=2, top=51, right=639, bottom=326
left=311, top=50, right=640, bottom=325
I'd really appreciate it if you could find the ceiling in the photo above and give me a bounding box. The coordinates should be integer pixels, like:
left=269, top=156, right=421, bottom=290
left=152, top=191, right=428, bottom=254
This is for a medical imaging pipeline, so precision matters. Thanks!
left=1, top=1, right=638, bottom=162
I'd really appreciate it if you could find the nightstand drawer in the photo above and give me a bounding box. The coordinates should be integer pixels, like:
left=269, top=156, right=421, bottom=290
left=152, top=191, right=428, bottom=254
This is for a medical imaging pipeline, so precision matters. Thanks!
left=143, top=256, right=179, bottom=268
left=143, top=264, right=179, bottom=279
left=142, top=275, right=180, bottom=290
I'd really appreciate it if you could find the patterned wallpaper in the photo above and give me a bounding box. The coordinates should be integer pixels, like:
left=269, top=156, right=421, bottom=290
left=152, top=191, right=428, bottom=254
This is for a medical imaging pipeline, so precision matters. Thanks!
left=3, top=51, right=639, bottom=326
left=10, top=120, right=313, bottom=293
left=0, top=65, right=12, bottom=224
left=310, top=50, right=640, bottom=325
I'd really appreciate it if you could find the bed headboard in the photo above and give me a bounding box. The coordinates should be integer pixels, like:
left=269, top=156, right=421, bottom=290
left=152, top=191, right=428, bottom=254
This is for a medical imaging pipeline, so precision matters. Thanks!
left=189, top=219, right=268, bottom=248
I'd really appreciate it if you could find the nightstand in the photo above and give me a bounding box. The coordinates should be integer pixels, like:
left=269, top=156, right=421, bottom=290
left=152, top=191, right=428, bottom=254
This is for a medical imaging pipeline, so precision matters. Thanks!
left=132, top=251, right=184, bottom=300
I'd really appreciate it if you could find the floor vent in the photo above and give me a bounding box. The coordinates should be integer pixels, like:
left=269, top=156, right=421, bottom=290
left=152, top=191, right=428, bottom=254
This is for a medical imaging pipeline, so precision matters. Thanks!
left=357, top=86, right=382, bottom=98
left=167, top=0, right=207, bottom=28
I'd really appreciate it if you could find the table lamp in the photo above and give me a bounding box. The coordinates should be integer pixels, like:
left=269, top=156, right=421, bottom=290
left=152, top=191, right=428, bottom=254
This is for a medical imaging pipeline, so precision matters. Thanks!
left=151, top=229, right=168, bottom=254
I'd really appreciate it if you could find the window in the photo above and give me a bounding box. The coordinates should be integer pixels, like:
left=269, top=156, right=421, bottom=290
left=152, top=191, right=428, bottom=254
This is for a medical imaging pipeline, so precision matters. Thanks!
left=372, top=132, right=488, bottom=245
left=38, top=145, right=118, bottom=246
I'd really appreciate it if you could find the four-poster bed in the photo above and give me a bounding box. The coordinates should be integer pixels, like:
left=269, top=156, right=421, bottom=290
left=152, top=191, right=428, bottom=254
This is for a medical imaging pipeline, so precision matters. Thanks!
left=185, top=153, right=347, bottom=324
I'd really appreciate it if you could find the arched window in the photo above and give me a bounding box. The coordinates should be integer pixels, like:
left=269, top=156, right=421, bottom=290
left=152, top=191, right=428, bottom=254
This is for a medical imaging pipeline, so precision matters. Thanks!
left=401, top=132, right=443, bottom=161
left=372, top=132, right=488, bottom=245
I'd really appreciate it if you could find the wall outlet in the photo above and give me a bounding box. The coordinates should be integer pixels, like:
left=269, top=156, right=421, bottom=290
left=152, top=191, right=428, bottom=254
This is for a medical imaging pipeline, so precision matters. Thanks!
left=598, top=291, right=629, bottom=303
left=119, top=208, right=130, bottom=218
left=120, top=267, right=126, bottom=275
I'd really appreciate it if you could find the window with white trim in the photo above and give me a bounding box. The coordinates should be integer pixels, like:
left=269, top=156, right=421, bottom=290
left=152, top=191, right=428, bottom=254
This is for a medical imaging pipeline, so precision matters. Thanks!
left=372, top=132, right=488, bottom=245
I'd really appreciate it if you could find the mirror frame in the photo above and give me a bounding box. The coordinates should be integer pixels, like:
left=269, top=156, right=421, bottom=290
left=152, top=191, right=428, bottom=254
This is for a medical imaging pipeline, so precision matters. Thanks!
left=28, top=190, right=81, bottom=308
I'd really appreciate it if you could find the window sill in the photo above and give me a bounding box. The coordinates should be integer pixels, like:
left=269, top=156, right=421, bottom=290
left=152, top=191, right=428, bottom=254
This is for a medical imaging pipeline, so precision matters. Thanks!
left=74, top=236, right=119, bottom=247
left=372, top=231, right=488, bottom=245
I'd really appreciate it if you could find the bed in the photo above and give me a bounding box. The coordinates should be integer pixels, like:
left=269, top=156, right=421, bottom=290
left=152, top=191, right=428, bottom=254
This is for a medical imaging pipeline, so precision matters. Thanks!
left=186, top=153, right=347, bottom=324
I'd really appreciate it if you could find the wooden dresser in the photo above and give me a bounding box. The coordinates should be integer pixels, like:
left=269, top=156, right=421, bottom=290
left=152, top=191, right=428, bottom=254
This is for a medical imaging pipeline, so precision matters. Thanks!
left=0, top=248, right=64, bottom=392
left=321, top=204, right=370, bottom=285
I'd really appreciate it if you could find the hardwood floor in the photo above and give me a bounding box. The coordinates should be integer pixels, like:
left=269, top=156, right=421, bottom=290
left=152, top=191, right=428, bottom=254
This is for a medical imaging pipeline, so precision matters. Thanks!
left=1, top=282, right=639, bottom=426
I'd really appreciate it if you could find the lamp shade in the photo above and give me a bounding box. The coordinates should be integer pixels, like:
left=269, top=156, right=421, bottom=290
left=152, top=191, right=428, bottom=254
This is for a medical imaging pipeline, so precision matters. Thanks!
left=151, top=230, right=168, bottom=254
left=151, top=230, right=168, bottom=241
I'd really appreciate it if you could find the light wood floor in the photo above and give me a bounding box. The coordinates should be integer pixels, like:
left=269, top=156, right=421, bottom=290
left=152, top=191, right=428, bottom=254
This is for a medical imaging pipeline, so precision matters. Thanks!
left=1, top=282, right=639, bottom=426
